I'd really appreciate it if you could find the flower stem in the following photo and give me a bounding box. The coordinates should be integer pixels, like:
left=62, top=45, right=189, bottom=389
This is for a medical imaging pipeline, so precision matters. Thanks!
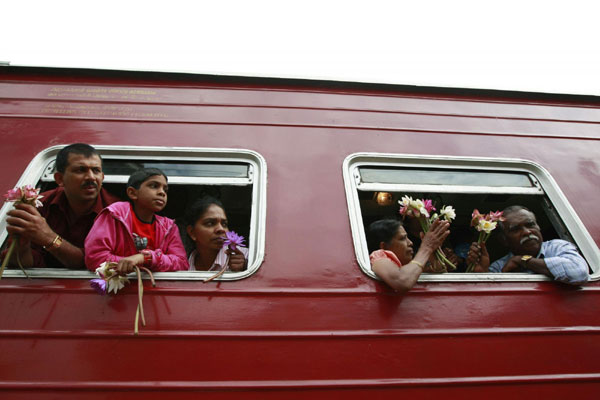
left=436, top=249, right=457, bottom=271
left=134, top=306, right=140, bottom=336
left=466, top=233, right=487, bottom=272
left=0, top=240, right=16, bottom=280
left=134, top=266, right=146, bottom=327
left=203, top=255, right=229, bottom=283
left=14, top=239, right=30, bottom=279
left=139, top=266, right=156, bottom=287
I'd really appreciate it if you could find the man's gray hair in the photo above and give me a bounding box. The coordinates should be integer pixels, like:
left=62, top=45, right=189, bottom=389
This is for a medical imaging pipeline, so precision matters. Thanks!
left=498, top=205, right=533, bottom=234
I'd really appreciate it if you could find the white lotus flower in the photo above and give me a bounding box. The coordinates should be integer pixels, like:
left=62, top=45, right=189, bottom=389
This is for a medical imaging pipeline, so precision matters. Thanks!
left=107, top=275, right=129, bottom=294
left=440, top=206, right=456, bottom=221
left=477, top=219, right=497, bottom=234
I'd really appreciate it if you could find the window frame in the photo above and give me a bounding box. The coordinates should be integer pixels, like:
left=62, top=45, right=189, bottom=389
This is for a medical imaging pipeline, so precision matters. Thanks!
left=0, top=145, right=267, bottom=281
left=343, top=152, right=600, bottom=283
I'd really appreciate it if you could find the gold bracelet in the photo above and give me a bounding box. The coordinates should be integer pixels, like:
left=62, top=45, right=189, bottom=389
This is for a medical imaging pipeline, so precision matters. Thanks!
left=411, top=260, right=424, bottom=270
left=42, top=235, right=63, bottom=251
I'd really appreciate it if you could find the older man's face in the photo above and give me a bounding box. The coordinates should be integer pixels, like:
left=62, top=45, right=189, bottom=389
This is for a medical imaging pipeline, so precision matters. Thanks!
left=503, top=209, right=543, bottom=256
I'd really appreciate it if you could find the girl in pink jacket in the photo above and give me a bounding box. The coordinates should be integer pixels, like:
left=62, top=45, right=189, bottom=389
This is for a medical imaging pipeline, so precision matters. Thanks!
left=85, top=168, right=187, bottom=274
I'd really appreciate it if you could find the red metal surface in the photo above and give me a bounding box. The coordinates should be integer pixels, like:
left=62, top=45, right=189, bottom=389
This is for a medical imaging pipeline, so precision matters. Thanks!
left=1, top=67, right=600, bottom=398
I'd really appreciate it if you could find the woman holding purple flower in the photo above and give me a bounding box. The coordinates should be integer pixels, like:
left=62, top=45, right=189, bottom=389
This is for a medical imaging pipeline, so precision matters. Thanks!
left=184, top=196, right=248, bottom=272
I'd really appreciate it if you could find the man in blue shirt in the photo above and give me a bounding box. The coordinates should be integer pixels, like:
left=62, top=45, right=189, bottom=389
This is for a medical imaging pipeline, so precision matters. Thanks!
left=486, top=205, right=589, bottom=285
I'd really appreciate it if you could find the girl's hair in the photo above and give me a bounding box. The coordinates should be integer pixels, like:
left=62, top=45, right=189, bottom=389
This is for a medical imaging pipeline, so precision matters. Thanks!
left=184, top=196, right=225, bottom=227
left=127, top=168, right=168, bottom=189
left=367, top=219, right=403, bottom=253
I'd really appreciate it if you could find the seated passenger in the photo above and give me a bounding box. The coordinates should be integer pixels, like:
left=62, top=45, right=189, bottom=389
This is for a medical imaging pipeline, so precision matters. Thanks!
left=367, top=218, right=450, bottom=293
left=184, top=196, right=248, bottom=272
left=467, top=205, right=589, bottom=285
left=84, top=168, right=188, bottom=274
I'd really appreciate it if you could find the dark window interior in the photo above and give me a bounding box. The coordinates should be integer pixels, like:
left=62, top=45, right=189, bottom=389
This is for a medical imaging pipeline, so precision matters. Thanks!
left=359, top=190, right=564, bottom=272
left=37, top=180, right=253, bottom=258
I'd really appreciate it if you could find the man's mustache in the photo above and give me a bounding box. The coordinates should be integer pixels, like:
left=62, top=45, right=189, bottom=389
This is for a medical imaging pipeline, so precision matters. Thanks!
left=520, top=234, right=539, bottom=245
left=81, top=181, right=98, bottom=188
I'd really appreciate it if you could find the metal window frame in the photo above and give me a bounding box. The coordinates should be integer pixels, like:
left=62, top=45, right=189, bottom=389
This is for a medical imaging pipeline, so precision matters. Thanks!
left=0, top=145, right=267, bottom=281
left=343, top=152, right=600, bottom=282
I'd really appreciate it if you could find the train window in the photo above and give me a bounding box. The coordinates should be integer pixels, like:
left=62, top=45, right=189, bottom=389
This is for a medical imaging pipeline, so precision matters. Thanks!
left=0, top=145, right=267, bottom=280
left=343, top=153, right=600, bottom=282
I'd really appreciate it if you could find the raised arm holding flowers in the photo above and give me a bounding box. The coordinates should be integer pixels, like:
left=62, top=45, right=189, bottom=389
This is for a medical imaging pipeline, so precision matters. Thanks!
left=398, top=196, right=457, bottom=271
left=368, top=217, right=450, bottom=293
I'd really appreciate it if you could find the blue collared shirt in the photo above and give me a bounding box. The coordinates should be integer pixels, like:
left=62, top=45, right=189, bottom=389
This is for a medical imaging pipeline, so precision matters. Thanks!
left=490, top=239, right=589, bottom=285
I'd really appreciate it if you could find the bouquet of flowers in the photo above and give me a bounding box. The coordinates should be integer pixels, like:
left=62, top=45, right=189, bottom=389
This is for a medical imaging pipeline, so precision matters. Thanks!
left=466, top=209, right=505, bottom=272
left=91, top=261, right=156, bottom=335
left=398, top=196, right=457, bottom=271
left=204, top=231, right=245, bottom=282
left=0, top=185, right=45, bottom=279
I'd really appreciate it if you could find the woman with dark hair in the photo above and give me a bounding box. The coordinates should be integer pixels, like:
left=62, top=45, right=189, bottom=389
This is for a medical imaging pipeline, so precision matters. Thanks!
left=367, top=218, right=449, bottom=293
left=184, top=196, right=248, bottom=272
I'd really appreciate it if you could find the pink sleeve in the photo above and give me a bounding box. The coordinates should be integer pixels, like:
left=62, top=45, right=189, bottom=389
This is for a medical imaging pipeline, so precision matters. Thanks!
left=150, top=224, right=189, bottom=272
left=84, top=209, right=126, bottom=271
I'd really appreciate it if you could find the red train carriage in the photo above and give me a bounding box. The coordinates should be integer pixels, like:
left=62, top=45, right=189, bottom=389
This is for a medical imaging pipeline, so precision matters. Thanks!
left=1, top=66, right=599, bottom=399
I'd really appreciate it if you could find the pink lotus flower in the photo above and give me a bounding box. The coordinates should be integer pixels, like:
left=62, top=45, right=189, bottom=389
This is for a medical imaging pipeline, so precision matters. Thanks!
left=423, top=199, right=436, bottom=214
left=487, top=210, right=505, bottom=222
left=471, top=209, right=483, bottom=227
left=4, top=187, right=22, bottom=201
left=3, top=185, right=44, bottom=208
left=0, top=185, right=45, bottom=280
left=224, top=231, right=245, bottom=251
left=23, top=185, right=39, bottom=199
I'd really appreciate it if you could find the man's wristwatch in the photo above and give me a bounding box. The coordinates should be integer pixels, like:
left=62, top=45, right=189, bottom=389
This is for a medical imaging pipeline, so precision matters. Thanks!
left=521, top=255, right=533, bottom=265
left=43, top=235, right=63, bottom=251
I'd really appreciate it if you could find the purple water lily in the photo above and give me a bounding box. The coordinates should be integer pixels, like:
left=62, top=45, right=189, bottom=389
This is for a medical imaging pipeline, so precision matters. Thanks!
left=223, top=231, right=245, bottom=251
left=90, top=278, right=107, bottom=295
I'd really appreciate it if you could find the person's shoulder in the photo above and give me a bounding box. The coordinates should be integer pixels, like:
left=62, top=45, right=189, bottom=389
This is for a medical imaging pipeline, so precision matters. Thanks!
left=40, top=187, right=64, bottom=205
left=543, top=239, right=577, bottom=250
left=369, top=249, right=402, bottom=267
left=542, top=239, right=579, bottom=252
left=545, top=239, right=572, bottom=246
left=99, top=188, right=121, bottom=205
left=369, top=249, right=388, bottom=261
left=103, top=201, right=131, bottom=217
left=155, top=213, right=177, bottom=229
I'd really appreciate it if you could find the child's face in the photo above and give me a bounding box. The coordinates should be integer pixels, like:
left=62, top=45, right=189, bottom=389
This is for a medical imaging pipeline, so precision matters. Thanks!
left=129, top=174, right=168, bottom=214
